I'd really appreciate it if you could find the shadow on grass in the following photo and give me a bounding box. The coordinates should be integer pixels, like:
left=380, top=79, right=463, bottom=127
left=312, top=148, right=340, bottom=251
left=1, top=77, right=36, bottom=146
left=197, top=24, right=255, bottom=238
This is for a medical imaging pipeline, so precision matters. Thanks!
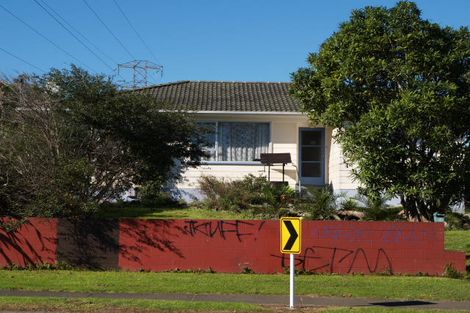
left=371, top=300, right=435, bottom=307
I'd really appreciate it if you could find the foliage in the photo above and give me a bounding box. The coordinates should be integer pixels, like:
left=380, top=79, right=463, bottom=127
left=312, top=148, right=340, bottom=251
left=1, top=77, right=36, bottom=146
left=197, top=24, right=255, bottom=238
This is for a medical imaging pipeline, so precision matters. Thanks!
left=296, top=185, right=340, bottom=220
left=0, top=66, right=204, bottom=217
left=341, top=198, right=360, bottom=211
left=291, top=1, right=470, bottom=221
left=198, top=175, right=296, bottom=215
left=445, top=212, right=470, bottom=230
left=360, top=207, right=404, bottom=221
left=353, top=189, right=404, bottom=221
left=137, top=181, right=179, bottom=207
left=444, top=264, right=465, bottom=279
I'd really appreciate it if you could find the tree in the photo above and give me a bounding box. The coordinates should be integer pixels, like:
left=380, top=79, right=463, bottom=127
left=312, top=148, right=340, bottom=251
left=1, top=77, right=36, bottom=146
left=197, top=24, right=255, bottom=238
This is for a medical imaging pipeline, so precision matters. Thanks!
left=291, top=1, right=470, bottom=220
left=0, top=66, right=204, bottom=217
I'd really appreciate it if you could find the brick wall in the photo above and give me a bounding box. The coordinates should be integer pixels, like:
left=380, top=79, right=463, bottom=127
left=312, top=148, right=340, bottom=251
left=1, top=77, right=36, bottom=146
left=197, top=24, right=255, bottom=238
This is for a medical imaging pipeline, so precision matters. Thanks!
left=0, top=218, right=465, bottom=275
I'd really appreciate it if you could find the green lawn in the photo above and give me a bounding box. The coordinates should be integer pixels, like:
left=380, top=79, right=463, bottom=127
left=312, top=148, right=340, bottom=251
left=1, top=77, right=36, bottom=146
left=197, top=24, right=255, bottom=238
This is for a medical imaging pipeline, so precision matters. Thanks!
left=96, top=205, right=254, bottom=219
left=445, top=230, right=470, bottom=252
left=0, top=297, right=468, bottom=313
left=445, top=230, right=470, bottom=272
left=1, top=270, right=470, bottom=301
left=0, top=296, right=263, bottom=313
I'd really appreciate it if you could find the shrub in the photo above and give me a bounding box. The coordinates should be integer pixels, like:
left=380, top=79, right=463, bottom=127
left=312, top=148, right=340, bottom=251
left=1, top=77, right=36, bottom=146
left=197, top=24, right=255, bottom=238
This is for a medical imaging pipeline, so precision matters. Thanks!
left=360, top=207, right=405, bottom=221
left=138, top=181, right=179, bottom=207
left=445, top=212, right=470, bottom=230
left=444, top=264, right=464, bottom=279
left=341, top=198, right=360, bottom=211
left=198, top=175, right=296, bottom=214
left=296, top=185, right=340, bottom=220
left=353, top=189, right=404, bottom=221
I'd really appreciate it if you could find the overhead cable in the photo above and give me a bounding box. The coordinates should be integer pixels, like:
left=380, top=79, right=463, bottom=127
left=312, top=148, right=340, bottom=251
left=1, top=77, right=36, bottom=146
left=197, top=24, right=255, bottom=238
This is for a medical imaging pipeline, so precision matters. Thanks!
left=37, top=0, right=118, bottom=65
left=112, top=0, right=159, bottom=62
left=0, top=3, right=92, bottom=71
left=82, top=0, right=136, bottom=60
left=33, top=0, right=114, bottom=71
left=0, top=46, right=46, bottom=73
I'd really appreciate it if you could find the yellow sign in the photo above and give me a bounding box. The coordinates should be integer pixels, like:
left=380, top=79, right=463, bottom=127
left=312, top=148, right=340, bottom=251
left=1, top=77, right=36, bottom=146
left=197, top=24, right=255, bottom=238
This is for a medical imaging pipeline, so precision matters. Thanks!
left=280, top=217, right=301, bottom=254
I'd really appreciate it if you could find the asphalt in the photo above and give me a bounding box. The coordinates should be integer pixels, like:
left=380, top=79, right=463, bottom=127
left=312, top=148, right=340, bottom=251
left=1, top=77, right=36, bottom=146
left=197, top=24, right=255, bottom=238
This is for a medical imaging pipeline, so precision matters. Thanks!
left=1, top=290, right=470, bottom=311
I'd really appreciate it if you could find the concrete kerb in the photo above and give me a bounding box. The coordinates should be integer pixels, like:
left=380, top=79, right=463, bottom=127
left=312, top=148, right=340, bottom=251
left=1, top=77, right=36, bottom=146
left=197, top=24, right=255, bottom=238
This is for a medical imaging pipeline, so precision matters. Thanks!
left=1, top=290, right=470, bottom=310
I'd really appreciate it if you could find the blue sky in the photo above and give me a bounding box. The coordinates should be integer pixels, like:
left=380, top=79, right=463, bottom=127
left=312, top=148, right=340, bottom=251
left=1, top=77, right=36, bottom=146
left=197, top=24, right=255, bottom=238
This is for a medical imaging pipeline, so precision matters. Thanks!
left=1, top=1, right=470, bottom=85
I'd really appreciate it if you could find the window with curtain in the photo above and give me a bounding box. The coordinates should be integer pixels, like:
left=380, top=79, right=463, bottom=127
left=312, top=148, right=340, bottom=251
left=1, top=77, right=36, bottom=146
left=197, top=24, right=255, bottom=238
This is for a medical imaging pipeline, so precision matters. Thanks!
left=198, top=122, right=270, bottom=162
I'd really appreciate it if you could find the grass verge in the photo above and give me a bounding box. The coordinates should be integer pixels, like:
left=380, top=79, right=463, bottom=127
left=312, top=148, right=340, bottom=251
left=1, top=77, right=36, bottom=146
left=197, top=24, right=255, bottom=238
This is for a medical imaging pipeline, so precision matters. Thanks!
left=445, top=230, right=470, bottom=274
left=323, top=309, right=470, bottom=313
left=0, top=297, right=469, bottom=313
left=0, top=296, right=264, bottom=312
left=1, top=270, right=470, bottom=301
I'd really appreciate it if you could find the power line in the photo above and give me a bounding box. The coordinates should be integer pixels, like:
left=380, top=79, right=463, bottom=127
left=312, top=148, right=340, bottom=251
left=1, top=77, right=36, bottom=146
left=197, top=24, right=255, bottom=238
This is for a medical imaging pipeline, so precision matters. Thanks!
left=0, top=3, right=92, bottom=71
left=33, top=0, right=114, bottom=71
left=0, top=46, right=45, bottom=73
left=82, top=0, right=136, bottom=60
left=37, top=0, right=119, bottom=67
left=112, top=0, right=159, bottom=63
left=34, top=0, right=113, bottom=71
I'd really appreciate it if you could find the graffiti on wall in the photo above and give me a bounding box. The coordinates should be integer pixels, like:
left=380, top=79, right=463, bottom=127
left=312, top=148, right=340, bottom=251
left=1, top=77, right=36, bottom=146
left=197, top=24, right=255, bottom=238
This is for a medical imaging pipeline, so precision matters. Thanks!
left=1, top=218, right=464, bottom=275
left=272, top=245, right=393, bottom=274
left=182, top=220, right=265, bottom=241
left=316, top=224, right=435, bottom=244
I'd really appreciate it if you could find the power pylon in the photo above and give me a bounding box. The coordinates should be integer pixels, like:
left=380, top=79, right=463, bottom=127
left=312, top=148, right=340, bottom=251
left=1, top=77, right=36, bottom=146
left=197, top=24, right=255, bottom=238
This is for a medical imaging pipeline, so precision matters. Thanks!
left=117, top=60, right=163, bottom=88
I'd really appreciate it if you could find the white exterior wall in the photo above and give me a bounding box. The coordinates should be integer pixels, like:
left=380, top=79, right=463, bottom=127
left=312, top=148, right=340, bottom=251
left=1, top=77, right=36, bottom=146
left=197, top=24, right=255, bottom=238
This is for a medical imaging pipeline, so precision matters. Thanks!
left=327, top=129, right=359, bottom=192
left=175, top=112, right=358, bottom=200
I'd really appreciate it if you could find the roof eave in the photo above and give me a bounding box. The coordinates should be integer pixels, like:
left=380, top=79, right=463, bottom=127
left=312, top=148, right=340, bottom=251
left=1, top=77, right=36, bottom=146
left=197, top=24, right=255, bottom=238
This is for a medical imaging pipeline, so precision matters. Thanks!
left=190, top=110, right=304, bottom=115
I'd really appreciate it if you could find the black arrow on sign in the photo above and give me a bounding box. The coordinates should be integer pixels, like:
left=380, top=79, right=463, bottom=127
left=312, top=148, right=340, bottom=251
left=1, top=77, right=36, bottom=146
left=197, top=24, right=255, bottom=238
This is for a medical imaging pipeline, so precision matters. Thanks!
left=283, top=220, right=298, bottom=251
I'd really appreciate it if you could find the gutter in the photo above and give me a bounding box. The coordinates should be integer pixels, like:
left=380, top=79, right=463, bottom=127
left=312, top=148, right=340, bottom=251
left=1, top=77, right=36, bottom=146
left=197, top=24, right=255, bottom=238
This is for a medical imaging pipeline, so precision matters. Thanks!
left=190, top=111, right=304, bottom=116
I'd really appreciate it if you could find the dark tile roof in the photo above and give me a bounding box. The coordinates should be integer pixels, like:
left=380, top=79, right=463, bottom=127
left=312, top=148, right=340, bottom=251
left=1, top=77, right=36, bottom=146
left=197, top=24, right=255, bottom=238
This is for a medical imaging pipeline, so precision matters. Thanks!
left=135, top=81, right=301, bottom=112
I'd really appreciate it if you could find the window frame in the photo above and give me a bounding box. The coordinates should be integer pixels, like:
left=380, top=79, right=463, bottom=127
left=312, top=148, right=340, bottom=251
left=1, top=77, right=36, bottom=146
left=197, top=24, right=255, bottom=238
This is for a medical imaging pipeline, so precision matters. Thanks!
left=198, top=120, right=272, bottom=165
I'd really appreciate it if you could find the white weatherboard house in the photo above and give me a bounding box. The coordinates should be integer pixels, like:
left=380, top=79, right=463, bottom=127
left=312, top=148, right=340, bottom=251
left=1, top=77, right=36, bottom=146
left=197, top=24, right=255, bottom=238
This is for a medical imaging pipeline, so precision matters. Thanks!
left=139, top=81, right=358, bottom=201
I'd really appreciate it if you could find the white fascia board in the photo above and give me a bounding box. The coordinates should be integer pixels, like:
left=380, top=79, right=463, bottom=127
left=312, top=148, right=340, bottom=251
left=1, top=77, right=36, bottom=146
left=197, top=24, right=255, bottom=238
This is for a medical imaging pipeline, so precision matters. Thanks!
left=191, top=111, right=304, bottom=116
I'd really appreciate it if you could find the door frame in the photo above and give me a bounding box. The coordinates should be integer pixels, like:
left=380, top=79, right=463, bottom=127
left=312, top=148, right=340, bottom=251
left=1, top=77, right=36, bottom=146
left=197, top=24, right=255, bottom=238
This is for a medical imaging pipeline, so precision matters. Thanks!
left=298, top=127, right=326, bottom=186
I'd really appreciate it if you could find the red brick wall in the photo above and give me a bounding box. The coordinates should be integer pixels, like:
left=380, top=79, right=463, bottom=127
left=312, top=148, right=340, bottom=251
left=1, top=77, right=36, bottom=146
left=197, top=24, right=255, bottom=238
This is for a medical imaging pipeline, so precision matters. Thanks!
left=0, top=218, right=466, bottom=275
left=119, top=219, right=466, bottom=275
left=0, top=218, right=57, bottom=267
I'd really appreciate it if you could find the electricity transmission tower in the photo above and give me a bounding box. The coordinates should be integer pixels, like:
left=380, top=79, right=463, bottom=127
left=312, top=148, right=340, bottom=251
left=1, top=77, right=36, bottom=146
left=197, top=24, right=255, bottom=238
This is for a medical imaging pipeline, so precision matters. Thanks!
left=117, top=60, right=163, bottom=88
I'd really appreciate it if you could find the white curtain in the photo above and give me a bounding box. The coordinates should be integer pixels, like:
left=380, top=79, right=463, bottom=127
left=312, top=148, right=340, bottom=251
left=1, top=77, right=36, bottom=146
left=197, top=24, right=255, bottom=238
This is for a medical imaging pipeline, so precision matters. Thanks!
left=218, top=122, right=269, bottom=161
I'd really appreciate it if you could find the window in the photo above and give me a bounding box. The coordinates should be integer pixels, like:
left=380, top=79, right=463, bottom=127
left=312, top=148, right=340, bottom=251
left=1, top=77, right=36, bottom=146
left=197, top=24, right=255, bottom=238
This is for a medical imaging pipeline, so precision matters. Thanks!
left=198, top=122, right=270, bottom=162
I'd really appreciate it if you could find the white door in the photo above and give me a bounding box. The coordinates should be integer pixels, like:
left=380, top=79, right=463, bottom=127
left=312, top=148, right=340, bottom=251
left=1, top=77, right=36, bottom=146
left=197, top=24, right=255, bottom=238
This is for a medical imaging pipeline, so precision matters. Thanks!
left=299, top=128, right=325, bottom=185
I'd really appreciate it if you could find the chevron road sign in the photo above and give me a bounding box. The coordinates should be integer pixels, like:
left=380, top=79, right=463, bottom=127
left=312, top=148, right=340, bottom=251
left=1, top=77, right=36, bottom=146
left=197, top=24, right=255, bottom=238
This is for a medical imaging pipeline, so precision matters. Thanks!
left=280, top=217, right=301, bottom=254
left=280, top=217, right=302, bottom=309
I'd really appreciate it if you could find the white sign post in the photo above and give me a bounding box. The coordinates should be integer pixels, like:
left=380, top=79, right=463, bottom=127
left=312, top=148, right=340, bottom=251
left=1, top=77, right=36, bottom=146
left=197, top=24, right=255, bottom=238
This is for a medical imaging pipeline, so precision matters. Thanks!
left=289, top=253, right=295, bottom=309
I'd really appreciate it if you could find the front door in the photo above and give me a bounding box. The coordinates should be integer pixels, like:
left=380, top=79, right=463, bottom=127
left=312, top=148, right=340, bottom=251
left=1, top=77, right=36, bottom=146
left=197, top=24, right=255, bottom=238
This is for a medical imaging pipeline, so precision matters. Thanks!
left=299, top=128, right=325, bottom=185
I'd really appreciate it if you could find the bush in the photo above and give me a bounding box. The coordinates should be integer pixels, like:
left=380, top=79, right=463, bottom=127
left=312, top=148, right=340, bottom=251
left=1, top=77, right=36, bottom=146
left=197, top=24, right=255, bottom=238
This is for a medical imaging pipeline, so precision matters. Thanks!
left=360, top=207, right=405, bottom=221
left=0, top=67, right=203, bottom=218
left=445, top=212, right=470, bottom=230
left=295, top=185, right=340, bottom=220
left=198, top=175, right=296, bottom=215
left=137, top=181, right=180, bottom=207
left=444, top=264, right=464, bottom=279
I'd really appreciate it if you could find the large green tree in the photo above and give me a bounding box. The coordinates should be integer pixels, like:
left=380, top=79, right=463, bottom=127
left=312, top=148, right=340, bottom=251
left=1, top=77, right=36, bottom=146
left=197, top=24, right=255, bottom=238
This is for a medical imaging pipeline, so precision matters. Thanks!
left=291, top=1, right=470, bottom=220
left=0, top=67, right=204, bottom=217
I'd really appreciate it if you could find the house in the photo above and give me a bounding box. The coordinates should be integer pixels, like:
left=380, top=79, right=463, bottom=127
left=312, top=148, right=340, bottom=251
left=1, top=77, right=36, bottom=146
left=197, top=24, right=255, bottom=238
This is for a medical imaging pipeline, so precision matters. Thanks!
left=138, top=81, right=358, bottom=201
